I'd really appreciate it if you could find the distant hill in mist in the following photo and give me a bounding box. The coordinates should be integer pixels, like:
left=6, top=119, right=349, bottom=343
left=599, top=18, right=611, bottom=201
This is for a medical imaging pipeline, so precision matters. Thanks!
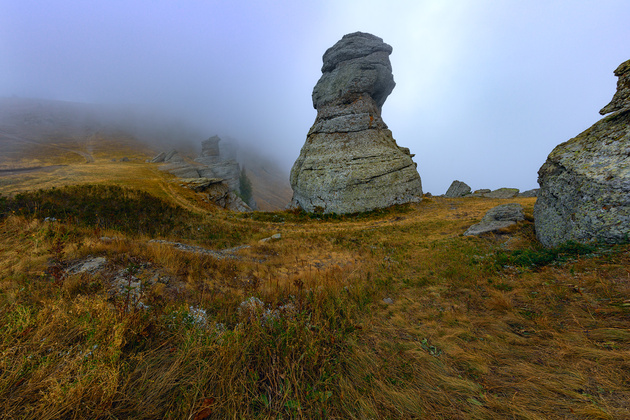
left=0, top=96, right=292, bottom=210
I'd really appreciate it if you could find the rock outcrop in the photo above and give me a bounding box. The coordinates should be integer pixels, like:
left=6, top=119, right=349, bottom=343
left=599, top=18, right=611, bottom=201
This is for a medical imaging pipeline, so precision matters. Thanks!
left=534, top=59, right=630, bottom=247
left=195, top=136, right=240, bottom=191
left=444, top=180, right=471, bottom=197
left=464, top=203, right=524, bottom=236
left=289, top=32, right=423, bottom=214
left=151, top=136, right=252, bottom=211
left=179, top=177, right=251, bottom=212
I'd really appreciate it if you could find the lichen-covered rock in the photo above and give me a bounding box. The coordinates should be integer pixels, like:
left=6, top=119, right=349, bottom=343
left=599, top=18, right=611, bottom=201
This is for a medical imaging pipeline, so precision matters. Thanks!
left=535, top=60, right=630, bottom=247
left=290, top=32, right=422, bottom=214
left=444, top=180, right=471, bottom=197
left=464, top=203, right=524, bottom=236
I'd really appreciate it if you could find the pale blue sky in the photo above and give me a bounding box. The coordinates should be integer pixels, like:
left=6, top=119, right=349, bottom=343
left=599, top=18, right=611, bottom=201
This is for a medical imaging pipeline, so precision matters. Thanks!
left=1, top=0, right=629, bottom=193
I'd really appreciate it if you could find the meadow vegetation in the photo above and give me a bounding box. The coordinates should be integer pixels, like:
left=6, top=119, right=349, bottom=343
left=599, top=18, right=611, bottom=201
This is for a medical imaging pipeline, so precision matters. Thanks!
left=1, top=160, right=629, bottom=419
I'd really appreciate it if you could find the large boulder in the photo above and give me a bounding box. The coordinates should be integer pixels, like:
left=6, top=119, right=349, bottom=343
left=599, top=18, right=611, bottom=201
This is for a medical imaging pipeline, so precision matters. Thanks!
left=464, top=203, right=524, bottom=236
left=444, top=180, right=471, bottom=197
left=534, top=59, right=630, bottom=247
left=289, top=32, right=423, bottom=214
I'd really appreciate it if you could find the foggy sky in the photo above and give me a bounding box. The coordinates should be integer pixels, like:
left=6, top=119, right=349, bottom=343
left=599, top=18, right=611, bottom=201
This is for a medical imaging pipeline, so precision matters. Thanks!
left=1, top=0, right=629, bottom=194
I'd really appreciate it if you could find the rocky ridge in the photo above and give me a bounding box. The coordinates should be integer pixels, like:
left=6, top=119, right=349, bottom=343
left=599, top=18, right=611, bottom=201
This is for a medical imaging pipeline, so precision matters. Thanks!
left=151, top=136, right=253, bottom=212
left=289, top=32, right=423, bottom=214
left=534, top=59, right=630, bottom=247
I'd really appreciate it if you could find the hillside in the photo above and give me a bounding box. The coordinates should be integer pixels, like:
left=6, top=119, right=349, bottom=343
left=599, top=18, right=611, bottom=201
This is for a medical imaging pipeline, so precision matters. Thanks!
left=1, top=154, right=629, bottom=418
left=0, top=97, right=292, bottom=209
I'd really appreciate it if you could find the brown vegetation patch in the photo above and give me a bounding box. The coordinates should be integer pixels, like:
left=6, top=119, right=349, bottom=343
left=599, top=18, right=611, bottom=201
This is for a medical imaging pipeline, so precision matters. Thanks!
left=1, top=179, right=629, bottom=418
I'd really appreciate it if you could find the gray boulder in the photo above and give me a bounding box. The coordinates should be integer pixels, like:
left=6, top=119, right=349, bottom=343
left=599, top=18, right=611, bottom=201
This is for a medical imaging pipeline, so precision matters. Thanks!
left=289, top=32, right=423, bottom=214
left=534, top=59, right=630, bottom=247
left=445, top=180, right=471, bottom=197
left=484, top=188, right=520, bottom=199
left=471, top=189, right=491, bottom=197
left=470, top=188, right=519, bottom=198
left=518, top=188, right=539, bottom=198
left=464, top=203, right=524, bottom=236
left=150, top=152, right=166, bottom=163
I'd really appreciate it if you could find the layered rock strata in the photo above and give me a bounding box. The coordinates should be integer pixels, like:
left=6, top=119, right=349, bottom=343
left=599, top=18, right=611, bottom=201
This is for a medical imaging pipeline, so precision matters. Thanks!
left=289, top=32, right=423, bottom=214
left=534, top=59, right=630, bottom=247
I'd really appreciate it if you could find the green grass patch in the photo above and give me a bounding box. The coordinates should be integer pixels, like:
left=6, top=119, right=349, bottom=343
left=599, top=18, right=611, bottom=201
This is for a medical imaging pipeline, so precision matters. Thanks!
left=494, top=240, right=618, bottom=269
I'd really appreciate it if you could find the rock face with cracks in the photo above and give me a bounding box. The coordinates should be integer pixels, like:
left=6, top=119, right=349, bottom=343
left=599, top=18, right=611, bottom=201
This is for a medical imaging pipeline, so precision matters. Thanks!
left=534, top=59, right=630, bottom=247
left=289, top=32, right=423, bottom=214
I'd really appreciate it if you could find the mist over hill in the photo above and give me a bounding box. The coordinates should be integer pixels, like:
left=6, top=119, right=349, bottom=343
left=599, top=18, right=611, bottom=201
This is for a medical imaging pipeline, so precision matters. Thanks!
left=0, top=96, right=292, bottom=209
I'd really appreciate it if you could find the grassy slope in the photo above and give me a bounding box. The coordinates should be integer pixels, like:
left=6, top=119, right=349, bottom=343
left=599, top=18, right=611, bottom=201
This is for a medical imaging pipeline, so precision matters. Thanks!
left=1, top=158, right=629, bottom=419
left=1, top=133, right=629, bottom=418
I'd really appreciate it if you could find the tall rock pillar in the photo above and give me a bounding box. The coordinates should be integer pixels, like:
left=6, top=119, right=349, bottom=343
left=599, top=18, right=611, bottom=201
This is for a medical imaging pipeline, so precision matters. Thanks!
left=289, top=32, right=423, bottom=214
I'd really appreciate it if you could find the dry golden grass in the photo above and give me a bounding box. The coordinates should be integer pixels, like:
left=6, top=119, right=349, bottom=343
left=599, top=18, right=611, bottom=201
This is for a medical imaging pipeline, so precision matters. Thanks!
left=1, top=155, right=630, bottom=418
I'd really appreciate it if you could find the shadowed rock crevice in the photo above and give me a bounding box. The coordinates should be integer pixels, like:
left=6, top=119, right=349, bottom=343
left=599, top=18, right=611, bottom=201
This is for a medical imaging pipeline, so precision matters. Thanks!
left=290, top=32, right=422, bottom=214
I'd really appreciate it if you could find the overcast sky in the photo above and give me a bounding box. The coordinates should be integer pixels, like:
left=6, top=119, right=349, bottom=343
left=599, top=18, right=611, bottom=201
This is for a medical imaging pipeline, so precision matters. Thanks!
left=1, top=0, right=629, bottom=194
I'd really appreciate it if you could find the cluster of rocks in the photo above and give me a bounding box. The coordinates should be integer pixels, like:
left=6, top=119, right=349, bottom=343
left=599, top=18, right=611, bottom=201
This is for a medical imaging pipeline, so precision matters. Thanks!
left=443, top=180, right=538, bottom=199
left=289, top=32, right=423, bottom=214
left=534, top=59, right=630, bottom=247
left=151, top=136, right=255, bottom=212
